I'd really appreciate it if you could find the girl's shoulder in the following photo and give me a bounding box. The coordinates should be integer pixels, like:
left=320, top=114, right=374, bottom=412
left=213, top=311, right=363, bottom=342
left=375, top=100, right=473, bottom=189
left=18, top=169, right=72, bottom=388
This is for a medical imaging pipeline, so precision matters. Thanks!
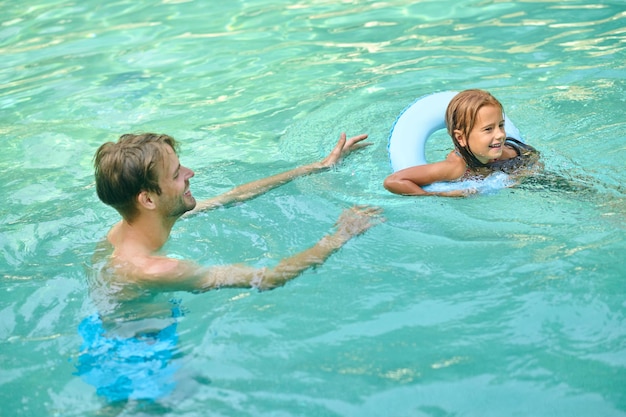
left=446, top=149, right=466, bottom=163
left=443, top=150, right=469, bottom=180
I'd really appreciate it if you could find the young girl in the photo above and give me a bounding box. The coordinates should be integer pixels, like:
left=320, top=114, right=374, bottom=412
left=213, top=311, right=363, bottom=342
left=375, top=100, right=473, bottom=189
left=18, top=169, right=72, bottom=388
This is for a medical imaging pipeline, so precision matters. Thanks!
left=383, top=89, right=540, bottom=197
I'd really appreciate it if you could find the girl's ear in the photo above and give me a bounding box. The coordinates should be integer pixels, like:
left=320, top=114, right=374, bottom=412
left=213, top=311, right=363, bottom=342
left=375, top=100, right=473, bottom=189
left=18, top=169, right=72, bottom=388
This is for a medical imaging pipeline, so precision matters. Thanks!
left=454, top=129, right=467, bottom=147
left=137, top=191, right=156, bottom=210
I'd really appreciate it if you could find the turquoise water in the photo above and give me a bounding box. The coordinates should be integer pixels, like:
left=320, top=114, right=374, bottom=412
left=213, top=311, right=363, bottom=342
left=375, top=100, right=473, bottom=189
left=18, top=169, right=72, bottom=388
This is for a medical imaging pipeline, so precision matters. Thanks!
left=1, top=0, right=625, bottom=415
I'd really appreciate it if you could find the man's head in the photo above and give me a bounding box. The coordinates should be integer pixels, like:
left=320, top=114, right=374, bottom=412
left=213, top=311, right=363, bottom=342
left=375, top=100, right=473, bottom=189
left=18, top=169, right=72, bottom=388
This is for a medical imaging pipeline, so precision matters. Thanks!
left=94, top=133, right=195, bottom=222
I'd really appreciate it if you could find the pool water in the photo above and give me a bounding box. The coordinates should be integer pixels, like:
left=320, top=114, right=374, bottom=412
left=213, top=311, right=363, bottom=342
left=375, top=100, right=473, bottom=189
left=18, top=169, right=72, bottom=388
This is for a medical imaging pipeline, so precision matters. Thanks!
left=1, top=0, right=625, bottom=416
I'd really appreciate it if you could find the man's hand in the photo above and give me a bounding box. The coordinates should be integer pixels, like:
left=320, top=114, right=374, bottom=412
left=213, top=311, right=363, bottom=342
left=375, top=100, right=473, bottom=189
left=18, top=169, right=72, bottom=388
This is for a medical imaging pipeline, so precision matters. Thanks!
left=334, top=205, right=384, bottom=241
left=320, top=133, right=371, bottom=168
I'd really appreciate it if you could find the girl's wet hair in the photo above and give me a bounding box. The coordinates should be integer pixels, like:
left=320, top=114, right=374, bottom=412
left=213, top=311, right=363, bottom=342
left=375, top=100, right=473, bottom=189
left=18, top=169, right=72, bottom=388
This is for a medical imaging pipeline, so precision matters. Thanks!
left=445, top=89, right=504, bottom=168
left=94, top=133, right=179, bottom=222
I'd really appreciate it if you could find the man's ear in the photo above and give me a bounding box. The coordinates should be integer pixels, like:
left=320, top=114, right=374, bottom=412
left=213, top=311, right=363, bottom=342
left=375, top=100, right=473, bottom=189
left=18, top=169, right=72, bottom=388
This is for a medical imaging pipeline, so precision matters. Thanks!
left=454, top=129, right=467, bottom=147
left=137, top=191, right=156, bottom=210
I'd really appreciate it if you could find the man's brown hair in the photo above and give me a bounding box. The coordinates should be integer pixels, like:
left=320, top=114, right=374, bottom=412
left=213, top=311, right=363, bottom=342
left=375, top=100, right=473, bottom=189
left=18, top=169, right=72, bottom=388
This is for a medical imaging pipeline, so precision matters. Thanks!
left=94, top=133, right=178, bottom=222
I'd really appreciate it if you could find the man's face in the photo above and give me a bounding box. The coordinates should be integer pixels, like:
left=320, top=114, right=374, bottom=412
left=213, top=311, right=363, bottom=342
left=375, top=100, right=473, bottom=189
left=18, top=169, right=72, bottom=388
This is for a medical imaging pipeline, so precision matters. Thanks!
left=155, top=145, right=196, bottom=218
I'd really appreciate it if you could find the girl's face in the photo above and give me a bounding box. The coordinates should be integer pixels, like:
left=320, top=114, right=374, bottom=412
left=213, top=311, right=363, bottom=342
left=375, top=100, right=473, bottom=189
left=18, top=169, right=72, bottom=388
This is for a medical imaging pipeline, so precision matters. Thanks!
left=455, top=104, right=506, bottom=164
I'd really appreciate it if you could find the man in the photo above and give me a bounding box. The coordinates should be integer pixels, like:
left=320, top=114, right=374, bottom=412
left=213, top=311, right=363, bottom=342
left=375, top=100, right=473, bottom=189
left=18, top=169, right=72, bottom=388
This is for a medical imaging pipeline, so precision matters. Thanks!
left=92, top=132, right=383, bottom=293
left=78, top=131, right=382, bottom=405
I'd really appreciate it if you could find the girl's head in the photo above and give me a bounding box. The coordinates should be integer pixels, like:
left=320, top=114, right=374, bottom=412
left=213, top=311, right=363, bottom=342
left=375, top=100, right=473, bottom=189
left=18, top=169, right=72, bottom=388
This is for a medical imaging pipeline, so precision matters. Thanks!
left=446, top=89, right=504, bottom=168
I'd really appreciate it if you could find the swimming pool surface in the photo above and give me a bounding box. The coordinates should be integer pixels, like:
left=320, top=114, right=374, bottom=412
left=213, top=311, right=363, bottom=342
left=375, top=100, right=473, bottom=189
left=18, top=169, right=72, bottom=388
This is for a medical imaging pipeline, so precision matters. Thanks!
left=1, top=0, right=625, bottom=416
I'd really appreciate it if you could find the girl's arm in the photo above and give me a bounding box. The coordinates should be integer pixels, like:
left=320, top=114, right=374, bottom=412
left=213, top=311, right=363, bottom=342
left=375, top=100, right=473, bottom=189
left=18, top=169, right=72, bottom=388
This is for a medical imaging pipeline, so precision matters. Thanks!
left=383, top=157, right=469, bottom=197
left=187, top=133, right=370, bottom=214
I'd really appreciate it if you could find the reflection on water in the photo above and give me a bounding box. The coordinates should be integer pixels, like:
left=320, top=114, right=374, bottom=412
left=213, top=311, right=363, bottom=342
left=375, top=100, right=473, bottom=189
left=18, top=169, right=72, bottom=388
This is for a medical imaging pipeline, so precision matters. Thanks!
left=519, top=171, right=598, bottom=194
left=1, top=0, right=625, bottom=416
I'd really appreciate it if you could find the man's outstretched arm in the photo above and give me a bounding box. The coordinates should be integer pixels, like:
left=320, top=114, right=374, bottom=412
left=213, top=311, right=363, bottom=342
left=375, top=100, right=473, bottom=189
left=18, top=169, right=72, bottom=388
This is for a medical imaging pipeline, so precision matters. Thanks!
left=132, top=206, right=383, bottom=292
left=186, top=133, right=370, bottom=214
left=197, top=205, right=383, bottom=291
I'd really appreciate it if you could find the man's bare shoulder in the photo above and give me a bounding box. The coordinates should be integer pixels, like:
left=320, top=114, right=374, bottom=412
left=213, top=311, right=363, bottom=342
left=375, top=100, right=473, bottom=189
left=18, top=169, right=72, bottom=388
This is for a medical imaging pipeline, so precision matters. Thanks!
left=95, top=225, right=259, bottom=293
left=109, top=255, right=260, bottom=293
left=109, top=254, right=203, bottom=291
left=101, top=222, right=196, bottom=288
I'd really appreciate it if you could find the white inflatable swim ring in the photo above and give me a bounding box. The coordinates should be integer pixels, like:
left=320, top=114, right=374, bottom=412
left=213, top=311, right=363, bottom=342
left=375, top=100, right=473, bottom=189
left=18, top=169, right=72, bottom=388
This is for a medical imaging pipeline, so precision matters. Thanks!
left=387, top=91, right=524, bottom=193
